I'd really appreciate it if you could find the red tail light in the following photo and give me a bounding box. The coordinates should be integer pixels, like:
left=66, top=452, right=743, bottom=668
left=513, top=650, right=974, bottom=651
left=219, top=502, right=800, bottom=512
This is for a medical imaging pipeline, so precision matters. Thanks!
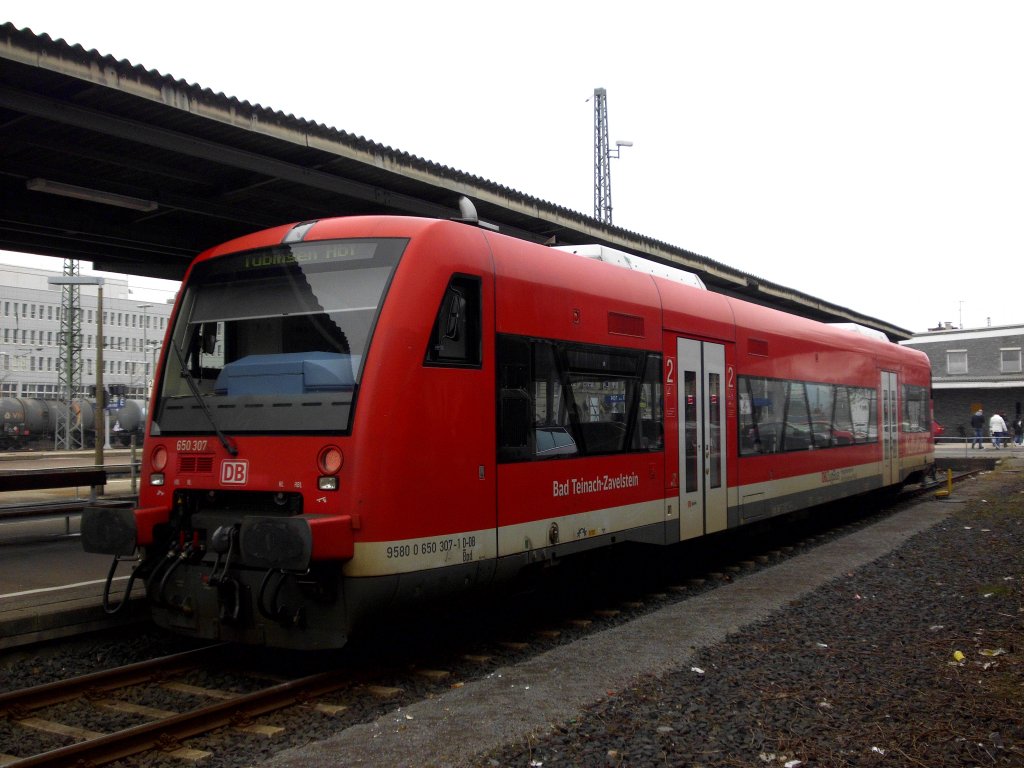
left=151, top=444, right=168, bottom=472
left=318, top=446, right=343, bottom=475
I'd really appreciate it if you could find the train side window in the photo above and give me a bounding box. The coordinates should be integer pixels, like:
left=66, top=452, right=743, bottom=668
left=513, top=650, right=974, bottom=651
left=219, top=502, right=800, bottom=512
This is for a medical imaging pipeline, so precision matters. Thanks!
left=497, top=335, right=533, bottom=461
left=739, top=376, right=788, bottom=455
left=742, top=377, right=876, bottom=454
left=563, top=346, right=644, bottom=455
left=496, top=334, right=660, bottom=462
left=531, top=343, right=578, bottom=457
left=850, top=386, right=878, bottom=443
left=425, top=275, right=481, bottom=368
left=833, top=387, right=857, bottom=442
left=634, top=354, right=664, bottom=450
left=807, top=383, right=842, bottom=445
left=738, top=377, right=757, bottom=455
left=901, top=384, right=929, bottom=433
left=783, top=382, right=813, bottom=451
left=683, top=370, right=698, bottom=490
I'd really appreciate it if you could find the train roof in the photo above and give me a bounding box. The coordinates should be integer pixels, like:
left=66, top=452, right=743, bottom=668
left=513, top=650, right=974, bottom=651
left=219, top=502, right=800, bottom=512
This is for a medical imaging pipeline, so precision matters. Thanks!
left=185, top=216, right=930, bottom=374
left=552, top=245, right=706, bottom=290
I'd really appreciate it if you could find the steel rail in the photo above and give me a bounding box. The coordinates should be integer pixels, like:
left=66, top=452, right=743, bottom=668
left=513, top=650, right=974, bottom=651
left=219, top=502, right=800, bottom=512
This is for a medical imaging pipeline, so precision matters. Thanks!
left=3, top=648, right=361, bottom=768
left=0, top=645, right=229, bottom=715
left=899, top=469, right=977, bottom=500
left=16, top=671, right=357, bottom=767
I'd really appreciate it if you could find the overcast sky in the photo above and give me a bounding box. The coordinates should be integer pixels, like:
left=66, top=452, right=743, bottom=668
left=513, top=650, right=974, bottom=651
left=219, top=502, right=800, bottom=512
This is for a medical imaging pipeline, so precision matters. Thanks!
left=4, top=1, right=1022, bottom=333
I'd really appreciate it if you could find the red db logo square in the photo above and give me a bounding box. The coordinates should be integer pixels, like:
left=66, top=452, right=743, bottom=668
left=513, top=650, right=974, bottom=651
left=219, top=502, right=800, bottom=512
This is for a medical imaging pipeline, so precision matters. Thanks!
left=221, top=460, right=249, bottom=485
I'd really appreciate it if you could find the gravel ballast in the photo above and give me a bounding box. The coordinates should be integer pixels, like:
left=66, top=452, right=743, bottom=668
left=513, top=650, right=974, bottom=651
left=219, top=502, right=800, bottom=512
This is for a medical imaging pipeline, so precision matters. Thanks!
left=264, top=465, right=1023, bottom=767
left=2, top=463, right=1020, bottom=767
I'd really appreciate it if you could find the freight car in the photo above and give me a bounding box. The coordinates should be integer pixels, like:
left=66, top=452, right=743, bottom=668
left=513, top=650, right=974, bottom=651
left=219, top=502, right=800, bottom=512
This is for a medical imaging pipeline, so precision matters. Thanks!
left=82, top=211, right=934, bottom=649
left=0, top=397, right=147, bottom=450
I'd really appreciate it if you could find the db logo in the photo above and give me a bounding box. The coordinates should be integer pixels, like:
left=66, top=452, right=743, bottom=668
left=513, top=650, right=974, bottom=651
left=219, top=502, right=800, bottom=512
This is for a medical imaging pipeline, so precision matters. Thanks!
left=221, top=460, right=249, bottom=485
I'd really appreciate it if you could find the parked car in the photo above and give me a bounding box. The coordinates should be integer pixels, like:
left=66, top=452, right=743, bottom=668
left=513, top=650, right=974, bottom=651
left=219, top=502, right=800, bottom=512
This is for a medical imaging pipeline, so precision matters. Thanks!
left=932, top=420, right=945, bottom=438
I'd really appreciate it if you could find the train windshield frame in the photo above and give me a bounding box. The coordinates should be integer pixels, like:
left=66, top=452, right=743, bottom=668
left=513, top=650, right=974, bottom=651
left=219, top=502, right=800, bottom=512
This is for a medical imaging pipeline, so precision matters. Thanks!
left=151, top=238, right=407, bottom=437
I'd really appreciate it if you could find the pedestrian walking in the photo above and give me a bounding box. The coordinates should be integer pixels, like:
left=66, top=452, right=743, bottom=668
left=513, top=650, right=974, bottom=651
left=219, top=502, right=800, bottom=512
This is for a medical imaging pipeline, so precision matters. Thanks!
left=970, top=409, right=986, bottom=448
left=1013, top=415, right=1023, bottom=447
left=989, top=412, right=1008, bottom=449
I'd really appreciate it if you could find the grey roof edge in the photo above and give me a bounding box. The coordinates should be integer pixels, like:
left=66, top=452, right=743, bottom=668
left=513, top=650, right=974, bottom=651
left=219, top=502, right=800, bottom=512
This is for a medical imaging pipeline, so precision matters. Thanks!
left=905, top=325, right=1024, bottom=340
left=0, top=22, right=913, bottom=340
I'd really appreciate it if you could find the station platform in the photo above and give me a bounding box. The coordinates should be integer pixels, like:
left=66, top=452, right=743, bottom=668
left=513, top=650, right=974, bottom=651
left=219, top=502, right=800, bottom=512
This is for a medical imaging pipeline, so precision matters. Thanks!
left=0, top=543, right=146, bottom=650
left=0, top=453, right=145, bottom=649
left=0, top=442, right=1019, bottom=650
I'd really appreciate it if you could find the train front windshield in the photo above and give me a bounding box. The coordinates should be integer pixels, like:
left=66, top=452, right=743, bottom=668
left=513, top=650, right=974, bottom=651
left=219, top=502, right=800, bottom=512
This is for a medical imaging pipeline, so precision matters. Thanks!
left=152, top=238, right=406, bottom=436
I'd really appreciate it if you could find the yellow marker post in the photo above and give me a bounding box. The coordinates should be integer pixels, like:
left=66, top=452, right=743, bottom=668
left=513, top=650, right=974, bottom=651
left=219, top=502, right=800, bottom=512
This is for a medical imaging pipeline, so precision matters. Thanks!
left=934, top=468, right=953, bottom=498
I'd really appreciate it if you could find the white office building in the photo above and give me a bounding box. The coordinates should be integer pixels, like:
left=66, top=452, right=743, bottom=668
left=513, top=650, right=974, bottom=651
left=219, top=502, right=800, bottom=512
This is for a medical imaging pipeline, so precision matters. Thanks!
left=1, top=262, right=176, bottom=400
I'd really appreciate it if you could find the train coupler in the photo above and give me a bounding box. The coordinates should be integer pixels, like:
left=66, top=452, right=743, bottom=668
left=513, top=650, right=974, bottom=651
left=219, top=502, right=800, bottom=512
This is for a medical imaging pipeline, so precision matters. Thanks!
left=257, top=569, right=306, bottom=628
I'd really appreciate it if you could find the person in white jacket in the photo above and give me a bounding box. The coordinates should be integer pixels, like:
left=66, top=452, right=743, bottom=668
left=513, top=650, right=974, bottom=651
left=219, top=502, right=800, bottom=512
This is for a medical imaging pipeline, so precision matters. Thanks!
left=989, top=412, right=1008, bottom=448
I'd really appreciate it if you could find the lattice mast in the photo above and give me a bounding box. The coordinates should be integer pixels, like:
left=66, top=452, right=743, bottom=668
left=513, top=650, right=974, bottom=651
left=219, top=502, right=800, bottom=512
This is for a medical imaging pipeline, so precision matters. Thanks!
left=593, top=87, right=613, bottom=224
left=54, top=257, right=84, bottom=449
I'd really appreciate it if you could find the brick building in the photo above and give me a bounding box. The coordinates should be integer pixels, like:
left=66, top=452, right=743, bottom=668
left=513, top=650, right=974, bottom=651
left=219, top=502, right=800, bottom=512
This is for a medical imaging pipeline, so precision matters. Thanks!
left=901, top=323, right=1024, bottom=439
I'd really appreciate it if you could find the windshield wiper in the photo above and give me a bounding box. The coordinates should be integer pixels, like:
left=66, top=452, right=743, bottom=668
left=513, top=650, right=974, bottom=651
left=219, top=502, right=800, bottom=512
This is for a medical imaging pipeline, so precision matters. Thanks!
left=171, top=341, right=239, bottom=456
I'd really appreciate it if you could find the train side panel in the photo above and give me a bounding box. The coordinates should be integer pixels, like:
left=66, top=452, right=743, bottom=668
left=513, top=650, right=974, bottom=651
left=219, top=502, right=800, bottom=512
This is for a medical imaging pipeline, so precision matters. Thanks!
left=489, top=236, right=668, bottom=560
left=726, top=299, right=934, bottom=526
left=339, top=221, right=499, bottom=580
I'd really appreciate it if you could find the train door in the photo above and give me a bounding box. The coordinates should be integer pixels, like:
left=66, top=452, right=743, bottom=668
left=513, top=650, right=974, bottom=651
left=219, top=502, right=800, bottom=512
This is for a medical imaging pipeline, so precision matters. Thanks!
left=677, top=338, right=727, bottom=540
left=881, top=371, right=899, bottom=486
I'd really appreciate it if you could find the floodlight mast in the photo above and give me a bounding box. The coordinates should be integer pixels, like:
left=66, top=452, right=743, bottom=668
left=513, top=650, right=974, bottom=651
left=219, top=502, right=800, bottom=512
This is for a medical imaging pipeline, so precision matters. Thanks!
left=593, top=87, right=631, bottom=225
left=48, top=274, right=105, bottom=462
left=53, top=260, right=83, bottom=450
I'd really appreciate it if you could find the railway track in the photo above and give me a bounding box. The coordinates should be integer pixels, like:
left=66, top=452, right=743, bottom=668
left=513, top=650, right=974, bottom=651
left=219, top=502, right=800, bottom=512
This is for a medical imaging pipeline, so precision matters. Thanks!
left=0, top=597, right=687, bottom=767
left=0, top=472, right=980, bottom=767
left=0, top=643, right=374, bottom=767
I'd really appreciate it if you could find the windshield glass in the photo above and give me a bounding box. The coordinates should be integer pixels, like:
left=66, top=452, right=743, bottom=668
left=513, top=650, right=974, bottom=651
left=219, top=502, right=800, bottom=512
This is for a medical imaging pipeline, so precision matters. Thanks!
left=152, top=238, right=406, bottom=436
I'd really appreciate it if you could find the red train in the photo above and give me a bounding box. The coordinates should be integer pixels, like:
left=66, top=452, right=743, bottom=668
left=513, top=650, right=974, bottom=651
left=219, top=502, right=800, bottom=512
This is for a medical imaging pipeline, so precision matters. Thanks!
left=83, top=211, right=934, bottom=649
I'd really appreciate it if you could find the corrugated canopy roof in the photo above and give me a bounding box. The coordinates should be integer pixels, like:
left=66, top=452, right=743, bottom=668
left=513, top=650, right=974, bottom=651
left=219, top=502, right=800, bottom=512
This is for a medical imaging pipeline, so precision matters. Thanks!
left=0, top=22, right=912, bottom=340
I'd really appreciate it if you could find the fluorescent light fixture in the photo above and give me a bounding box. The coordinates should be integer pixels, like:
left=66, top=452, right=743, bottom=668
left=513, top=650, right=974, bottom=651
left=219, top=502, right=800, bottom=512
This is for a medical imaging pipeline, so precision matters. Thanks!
left=26, top=178, right=158, bottom=212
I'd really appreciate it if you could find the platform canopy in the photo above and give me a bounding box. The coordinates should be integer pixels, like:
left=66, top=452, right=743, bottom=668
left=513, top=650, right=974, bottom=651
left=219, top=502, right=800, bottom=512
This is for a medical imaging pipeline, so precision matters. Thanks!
left=0, top=23, right=911, bottom=340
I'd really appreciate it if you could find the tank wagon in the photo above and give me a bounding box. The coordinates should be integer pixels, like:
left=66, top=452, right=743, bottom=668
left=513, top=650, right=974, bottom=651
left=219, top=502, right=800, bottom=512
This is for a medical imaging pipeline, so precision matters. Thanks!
left=82, top=213, right=934, bottom=649
left=1, top=397, right=146, bottom=449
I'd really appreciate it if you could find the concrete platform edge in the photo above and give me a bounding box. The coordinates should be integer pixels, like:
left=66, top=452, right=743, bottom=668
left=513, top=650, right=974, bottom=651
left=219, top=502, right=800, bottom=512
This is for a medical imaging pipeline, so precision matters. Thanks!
left=261, top=494, right=966, bottom=768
